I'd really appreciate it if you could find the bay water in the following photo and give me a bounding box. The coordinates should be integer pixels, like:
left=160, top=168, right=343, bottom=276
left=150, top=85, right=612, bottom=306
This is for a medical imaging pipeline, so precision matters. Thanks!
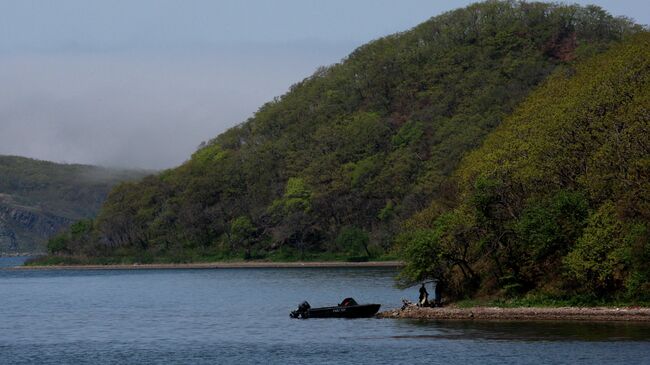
left=1, top=257, right=649, bottom=364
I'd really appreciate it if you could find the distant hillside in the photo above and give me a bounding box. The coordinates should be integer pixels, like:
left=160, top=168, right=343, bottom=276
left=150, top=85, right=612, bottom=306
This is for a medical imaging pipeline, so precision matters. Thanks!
left=0, top=155, right=147, bottom=253
left=400, top=32, right=650, bottom=302
left=43, top=1, right=641, bottom=266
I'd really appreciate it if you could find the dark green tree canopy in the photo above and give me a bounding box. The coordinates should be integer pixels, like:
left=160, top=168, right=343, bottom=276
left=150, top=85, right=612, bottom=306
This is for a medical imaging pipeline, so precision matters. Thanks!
left=401, top=32, right=650, bottom=302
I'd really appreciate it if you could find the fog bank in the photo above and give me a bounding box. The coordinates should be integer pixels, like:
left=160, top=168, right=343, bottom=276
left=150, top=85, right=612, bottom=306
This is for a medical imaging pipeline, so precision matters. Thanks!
left=0, top=44, right=352, bottom=169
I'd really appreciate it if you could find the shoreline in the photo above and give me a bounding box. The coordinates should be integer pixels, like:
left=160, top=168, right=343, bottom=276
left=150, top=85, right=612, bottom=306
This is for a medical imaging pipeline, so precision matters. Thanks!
left=0, top=253, right=43, bottom=258
left=6, top=260, right=404, bottom=270
left=378, top=306, right=650, bottom=322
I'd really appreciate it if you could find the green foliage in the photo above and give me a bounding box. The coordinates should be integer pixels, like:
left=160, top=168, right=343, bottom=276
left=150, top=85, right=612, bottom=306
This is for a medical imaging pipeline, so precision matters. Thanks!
left=70, top=220, right=94, bottom=235
left=42, top=1, right=643, bottom=280
left=401, top=32, right=650, bottom=302
left=398, top=210, right=479, bottom=298
left=282, top=177, right=311, bottom=211
left=516, top=191, right=588, bottom=260
left=230, top=216, right=255, bottom=242
left=266, top=178, right=319, bottom=258
left=230, top=216, right=256, bottom=259
left=625, top=223, right=650, bottom=301
left=391, top=121, right=424, bottom=148
left=511, top=190, right=590, bottom=286
left=47, top=236, right=69, bottom=255
left=564, top=202, right=648, bottom=299
left=335, top=226, right=370, bottom=257
left=398, top=228, right=445, bottom=286
left=564, top=203, right=625, bottom=293
left=47, top=219, right=95, bottom=256
left=377, top=200, right=395, bottom=221
left=455, top=294, right=650, bottom=308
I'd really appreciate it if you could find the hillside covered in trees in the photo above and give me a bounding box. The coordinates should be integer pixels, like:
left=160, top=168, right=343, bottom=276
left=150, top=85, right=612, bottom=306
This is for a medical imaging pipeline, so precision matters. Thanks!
left=40, top=1, right=648, bottom=301
left=399, top=32, right=650, bottom=303
left=0, top=155, right=146, bottom=253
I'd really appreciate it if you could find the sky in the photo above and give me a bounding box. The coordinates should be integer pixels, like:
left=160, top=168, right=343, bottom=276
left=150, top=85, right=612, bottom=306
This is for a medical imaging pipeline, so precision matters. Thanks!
left=0, top=1, right=647, bottom=169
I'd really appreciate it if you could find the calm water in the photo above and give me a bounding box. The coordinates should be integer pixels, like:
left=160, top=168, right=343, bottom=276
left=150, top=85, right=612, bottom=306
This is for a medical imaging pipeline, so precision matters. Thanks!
left=1, top=257, right=649, bottom=365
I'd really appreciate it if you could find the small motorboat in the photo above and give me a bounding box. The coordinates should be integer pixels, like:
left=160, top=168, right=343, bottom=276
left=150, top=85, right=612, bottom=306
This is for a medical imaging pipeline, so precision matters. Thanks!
left=290, top=297, right=381, bottom=319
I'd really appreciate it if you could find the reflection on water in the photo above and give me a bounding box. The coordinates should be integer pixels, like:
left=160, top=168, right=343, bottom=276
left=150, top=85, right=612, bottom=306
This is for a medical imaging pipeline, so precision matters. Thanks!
left=1, top=258, right=649, bottom=365
left=398, top=320, right=650, bottom=342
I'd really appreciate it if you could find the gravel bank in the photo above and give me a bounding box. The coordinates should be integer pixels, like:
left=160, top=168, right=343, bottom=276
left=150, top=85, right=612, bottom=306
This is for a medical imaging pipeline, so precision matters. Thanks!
left=378, top=306, right=650, bottom=322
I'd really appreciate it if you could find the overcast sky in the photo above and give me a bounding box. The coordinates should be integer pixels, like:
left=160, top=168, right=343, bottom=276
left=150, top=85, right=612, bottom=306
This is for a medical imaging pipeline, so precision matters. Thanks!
left=0, top=1, right=647, bottom=169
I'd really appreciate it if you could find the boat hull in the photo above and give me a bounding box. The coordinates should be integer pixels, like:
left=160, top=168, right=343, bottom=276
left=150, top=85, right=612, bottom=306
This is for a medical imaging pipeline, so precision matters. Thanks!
left=305, top=304, right=381, bottom=319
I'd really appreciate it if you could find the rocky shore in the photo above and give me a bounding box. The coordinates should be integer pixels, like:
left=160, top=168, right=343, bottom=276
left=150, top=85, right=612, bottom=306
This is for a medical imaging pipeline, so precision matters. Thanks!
left=378, top=305, right=650, bottom=322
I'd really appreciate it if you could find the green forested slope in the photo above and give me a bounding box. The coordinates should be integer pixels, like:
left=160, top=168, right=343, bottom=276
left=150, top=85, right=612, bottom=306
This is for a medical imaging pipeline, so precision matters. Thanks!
left=400, top=32, right=650, bottom=302
left=0, top=155, right=146, bottom=253
left=45, top=1, right=640, bottom=265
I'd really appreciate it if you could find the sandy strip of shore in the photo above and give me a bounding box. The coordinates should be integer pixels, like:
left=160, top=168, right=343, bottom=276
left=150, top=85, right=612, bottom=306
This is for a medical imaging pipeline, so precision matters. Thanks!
left=8, top=261, right=403, bottom=270
left=378, top=306, right=650, bottom=322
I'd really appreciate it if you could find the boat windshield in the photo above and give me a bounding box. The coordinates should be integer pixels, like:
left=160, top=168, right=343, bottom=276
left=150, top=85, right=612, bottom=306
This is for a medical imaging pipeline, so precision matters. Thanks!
left=339, top=298, right=358, bottom=306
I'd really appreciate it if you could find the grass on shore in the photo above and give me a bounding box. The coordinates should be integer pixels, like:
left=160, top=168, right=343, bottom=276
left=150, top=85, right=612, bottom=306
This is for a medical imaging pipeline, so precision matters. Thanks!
left=454, top=295, right=650, bottom=309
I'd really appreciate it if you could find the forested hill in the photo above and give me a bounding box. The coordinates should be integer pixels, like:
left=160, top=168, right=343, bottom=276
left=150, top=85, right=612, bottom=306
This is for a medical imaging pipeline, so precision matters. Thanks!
left=0, top=155, right=147, bottom=253
left=400, top=32, right=650, bottom=302
left=44, top=1, right=641, bottom=267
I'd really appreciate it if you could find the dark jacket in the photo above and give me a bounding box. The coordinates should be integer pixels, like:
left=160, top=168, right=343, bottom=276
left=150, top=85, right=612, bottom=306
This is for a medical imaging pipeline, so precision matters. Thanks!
left=419, top=285, right=428, bottom=300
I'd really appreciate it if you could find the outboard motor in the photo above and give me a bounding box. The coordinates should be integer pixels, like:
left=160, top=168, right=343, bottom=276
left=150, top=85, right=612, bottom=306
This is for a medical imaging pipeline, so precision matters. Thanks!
left=290, top=301, right=311, bottom=319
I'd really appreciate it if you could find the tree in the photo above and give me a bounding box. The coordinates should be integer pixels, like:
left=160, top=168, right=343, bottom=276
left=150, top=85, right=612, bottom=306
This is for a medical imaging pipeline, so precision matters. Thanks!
left=268, top=178, right=319, bottom=258
left=564, top=202, right=630, bottom=297
left=335, top=226, right=370, bottom=258
left=230, top=216, right=256, bottom=259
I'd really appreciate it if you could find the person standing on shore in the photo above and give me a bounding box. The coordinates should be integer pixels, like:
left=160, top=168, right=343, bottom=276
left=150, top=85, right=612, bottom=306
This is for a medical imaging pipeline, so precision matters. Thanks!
left=418, top=283, right=429, bottom=306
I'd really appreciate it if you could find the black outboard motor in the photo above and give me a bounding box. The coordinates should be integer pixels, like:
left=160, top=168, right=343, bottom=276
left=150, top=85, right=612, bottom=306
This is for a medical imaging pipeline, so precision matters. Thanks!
left=290, top=301, right=311, bottom=319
